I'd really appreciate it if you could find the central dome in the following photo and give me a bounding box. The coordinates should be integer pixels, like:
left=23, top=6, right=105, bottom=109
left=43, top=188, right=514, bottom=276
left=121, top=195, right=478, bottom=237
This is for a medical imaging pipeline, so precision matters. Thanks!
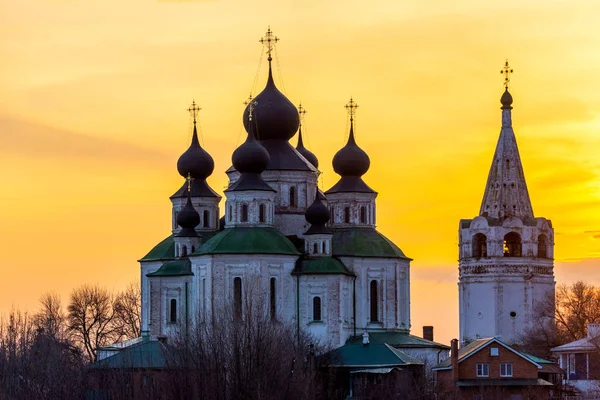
left=242, top=68, right=299, bottom=141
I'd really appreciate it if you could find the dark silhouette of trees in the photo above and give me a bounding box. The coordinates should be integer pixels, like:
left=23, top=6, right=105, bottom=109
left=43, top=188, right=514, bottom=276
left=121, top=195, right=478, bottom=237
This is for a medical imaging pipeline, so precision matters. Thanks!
left=113, top=282, right=142, bottom=339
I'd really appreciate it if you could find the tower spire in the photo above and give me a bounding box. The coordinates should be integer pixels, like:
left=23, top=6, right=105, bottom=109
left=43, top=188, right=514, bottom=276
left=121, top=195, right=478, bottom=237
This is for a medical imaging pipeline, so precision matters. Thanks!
left=479, top=62, right=533, bottom=220
left=345, top=97, right=358, bottom=143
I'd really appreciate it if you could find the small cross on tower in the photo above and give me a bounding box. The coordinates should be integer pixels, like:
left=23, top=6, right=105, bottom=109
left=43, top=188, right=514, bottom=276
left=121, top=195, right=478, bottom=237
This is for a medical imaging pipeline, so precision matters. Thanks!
left=186, top=172, right=194, bottom=192
left=345, top=97, right=359, bottom=121
left=298, top=103, right=306, bottom=125
left=246, top=99, right=258, bottom=121
left=501, top=60, right=513, bottom=89
left=259, top=27, right=279, bottom=62
left=187, top=100, right=201, bottom=124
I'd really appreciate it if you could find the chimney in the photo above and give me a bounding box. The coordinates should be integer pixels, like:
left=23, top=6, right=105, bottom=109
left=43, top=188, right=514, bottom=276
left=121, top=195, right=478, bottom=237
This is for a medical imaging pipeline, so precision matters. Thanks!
left=423, top=326, right=434, bottom=342
left=451, top=339, right=459, bottom=382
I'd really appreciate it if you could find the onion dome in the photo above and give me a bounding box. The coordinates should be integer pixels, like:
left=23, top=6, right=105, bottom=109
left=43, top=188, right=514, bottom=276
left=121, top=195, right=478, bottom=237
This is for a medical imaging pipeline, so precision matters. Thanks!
left=501, top=88, right=513, bottom=110
left=296, top=126, right=319, bottom=168
left=242, top=66, right=299, bottom=141
left=232, top=119, right=270, bottom=174
left=176, top=123, right=215, bottom=180
left=332, top=121, right=370, bottom=177
left=176, top=193, right=200, bottom=237
left=305, top=191, right=331, bottom=235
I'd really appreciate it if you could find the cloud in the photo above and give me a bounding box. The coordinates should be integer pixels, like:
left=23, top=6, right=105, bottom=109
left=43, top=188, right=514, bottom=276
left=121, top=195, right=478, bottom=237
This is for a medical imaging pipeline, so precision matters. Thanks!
left=0, top=116, right=168, bottom=167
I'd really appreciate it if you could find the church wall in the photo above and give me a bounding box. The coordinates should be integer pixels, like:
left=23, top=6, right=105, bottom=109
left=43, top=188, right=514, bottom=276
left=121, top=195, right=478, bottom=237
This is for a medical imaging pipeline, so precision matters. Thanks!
left=341, top=257, right=411, bottom=334
left=147, top=276, right=193, bottom=338
left=140, top=261, right=162, bottom=333
left=327, top=192, right=377, bottom=228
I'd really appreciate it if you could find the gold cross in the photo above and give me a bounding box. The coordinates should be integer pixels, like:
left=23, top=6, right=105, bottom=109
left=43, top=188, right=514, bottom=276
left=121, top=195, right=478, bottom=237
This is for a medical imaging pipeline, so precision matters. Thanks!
left=259, top=26, right=279, bottom=61
left=186, top=173, right=194, bottom=192
left=187, top=100, right=201, bottom=124
left=247, top=100, right=258, bottom=121
left=243, top=94, right=253, bottom=106
left=345, top=97, right=358, bottom=121
left=298, top=103, right=306, bottom=124
left=500, top=60, right=513, bottom=89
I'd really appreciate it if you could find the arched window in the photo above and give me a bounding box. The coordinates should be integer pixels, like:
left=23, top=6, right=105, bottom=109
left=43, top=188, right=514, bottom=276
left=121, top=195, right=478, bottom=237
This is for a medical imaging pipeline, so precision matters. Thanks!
left=472, top=233, right=487, bottom=258
left=169, top=299, right=177, bottom=323
left=203, top=210, right=210, bottom=228
left=503, top=232, right=522, bottom=257
left=289, top=186, right=296, bottom=207
left=233, top=277, right=242, bottom=320
left=360, top=206, right=366, bottom=224
left=322, top=242, right=326, bottom=254
left=313, top=243, right=318, bottom=254
left=241, top=204, right=248, bottom=222
left=228, top=205, right=232, bottom=222
left=270, top=278, right=276, bottom=320
left=312, top=297, right=322, bottom=321
left=259, top=204, right=266, bottom=223
left=344, top=207, right=350, bottom=223
left=181, top=246, right=187, bottom=257
left=538, top=234, right=548, bottom=258
left=370, top=280, right=379, bottom=322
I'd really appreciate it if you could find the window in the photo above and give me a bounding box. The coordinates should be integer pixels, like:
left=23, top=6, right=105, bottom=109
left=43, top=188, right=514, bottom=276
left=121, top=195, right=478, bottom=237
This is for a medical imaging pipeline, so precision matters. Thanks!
left=313, top=243, right=318, bottom=254
left=472, top=233, right=487, bottom=258
left=476, top=363, right=489, bottom=377
left=538, top=234, right=548, bottom=258
left=289, top=187, right=296, bottom=207
left=330, top=207, right=335, bottom=223
left=234, top=277, right=242, bottom=320
left=181, top=245, right=187, bottom=257
left=270, top=278, right=276, bottom=320
left=370, top=280, right=379, bottom=322
left=203, top=210, right=210, bottom=228
left=259, top=204, right=266, bottom=223
left=241, top=204, right=248, bottom=222
left=228, top=205, right=232, bottom=221
left=500, top=363, right=513, bottom=377
left=322, top=242, right=326, bottom=253
left=169, top=299, right=177, bottom=323
left=490, top=347, right=499, bottom=356
left=503, top=232, right=522, bottom=257
left=344, top=207, right=350, bottom=223
left=360, top=206, right=366, bottom=223
left=312, top=297, right=322, bottom=321
left=191, top=246, right=195, bottom=253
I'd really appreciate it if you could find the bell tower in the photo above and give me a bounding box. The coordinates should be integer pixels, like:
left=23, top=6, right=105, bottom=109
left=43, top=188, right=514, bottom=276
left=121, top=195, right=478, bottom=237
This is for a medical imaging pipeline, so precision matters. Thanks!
left=458, top=62, right=555, bottom=345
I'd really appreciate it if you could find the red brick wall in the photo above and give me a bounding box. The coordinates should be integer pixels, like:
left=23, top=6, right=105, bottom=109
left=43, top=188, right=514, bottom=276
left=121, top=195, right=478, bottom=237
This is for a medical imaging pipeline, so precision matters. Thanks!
left=459, top=343, right=538, bottom=379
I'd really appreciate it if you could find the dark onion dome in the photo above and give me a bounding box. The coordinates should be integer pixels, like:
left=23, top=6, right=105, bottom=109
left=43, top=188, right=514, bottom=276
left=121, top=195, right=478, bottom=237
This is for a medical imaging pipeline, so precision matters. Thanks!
left=176, top=194, right=200, bottom=237
left=332, top=121, right=370, bottom=177
left=501, top=88, right=513, bottom=109
left=305, top=192, right=331, bottom=235
left=296, top=126, right=319, bottom=168
left=242, top=66, right=299, bottom=141
left=177, top=124, right=215, bottom=179
left=232, top=120, right=270, bottom=174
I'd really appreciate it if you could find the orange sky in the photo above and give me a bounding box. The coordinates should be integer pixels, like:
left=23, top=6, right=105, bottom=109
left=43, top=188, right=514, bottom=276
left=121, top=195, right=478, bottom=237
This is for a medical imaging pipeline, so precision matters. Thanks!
left=2, top=0, right=600, bottom=345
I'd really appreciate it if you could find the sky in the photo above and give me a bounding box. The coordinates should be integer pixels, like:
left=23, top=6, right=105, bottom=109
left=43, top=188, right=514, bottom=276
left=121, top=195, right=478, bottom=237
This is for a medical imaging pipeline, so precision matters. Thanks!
left=1, top=0, right=600, bottom=345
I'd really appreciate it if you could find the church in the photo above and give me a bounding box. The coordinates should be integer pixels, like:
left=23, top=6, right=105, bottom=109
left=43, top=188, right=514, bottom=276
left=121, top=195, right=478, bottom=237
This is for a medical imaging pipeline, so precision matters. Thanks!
left=136, top=28, right=441, bottom=357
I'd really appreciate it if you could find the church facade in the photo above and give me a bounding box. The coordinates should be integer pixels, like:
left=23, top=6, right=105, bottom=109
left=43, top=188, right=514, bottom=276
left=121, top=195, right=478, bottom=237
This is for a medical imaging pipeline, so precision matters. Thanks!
left=458, top=65, right=556, bottom=345
left=138, top=30, right=413, bottom=350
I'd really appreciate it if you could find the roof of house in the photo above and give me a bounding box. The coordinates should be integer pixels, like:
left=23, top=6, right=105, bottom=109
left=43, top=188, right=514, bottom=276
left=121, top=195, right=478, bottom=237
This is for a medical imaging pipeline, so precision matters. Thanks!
left=433, top=338, right=543, bottom=371
left=328, top=341, right=422, bottom=368
left=93, top=339, right=168, bottom=369
left=358, top=332, right=450, bottom=350
left=292, top=256, right=355, bottom=276
left=551, top=336, right=600, bottom=353
left=332, top=228, right=410, bottom=260
left=455, top=379, right=553, bottom=387
left=194, top=227, right=300, bottom=256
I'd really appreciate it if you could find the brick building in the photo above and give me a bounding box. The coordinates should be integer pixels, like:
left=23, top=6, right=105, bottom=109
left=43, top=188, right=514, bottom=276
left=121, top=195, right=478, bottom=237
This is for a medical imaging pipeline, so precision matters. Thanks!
left=433, top=337, right=563, bottom=399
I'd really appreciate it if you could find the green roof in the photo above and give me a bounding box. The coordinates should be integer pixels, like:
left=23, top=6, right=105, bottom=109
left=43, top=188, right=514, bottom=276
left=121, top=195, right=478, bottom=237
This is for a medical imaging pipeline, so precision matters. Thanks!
left=332, top=228, right=410, bottom=260
left=139, top=235, right=175, bottom=262
left=328, top=341, right=421, bottom=368
left=522, top=353, right=553, bottom=364
left=147, top=259, right=192, bottom=277
left=194, top=227, right=300, bottom=256
left=94, top=339, right=167, bottom=369
left=358, top=332, right=450, bottom=349
left=292, top=257, right=355, bottom=276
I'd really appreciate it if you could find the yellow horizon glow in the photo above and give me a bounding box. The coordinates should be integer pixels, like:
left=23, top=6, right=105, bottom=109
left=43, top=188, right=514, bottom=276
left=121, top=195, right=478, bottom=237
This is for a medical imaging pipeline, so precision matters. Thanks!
left=2, top=0, right=600, bottom=345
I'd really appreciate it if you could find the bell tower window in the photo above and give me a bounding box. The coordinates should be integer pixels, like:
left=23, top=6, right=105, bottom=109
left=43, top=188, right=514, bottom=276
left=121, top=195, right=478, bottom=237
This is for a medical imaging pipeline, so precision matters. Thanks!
left=289, top=186, right=296, bottom=207
left=503, top=232, right=522, bottom=257
left=472, top=233, right=487, bottom=258
left=259, top=204, right=266, bottom=223
left=203, top=210, right=210, bottom=228
left=538, top=234, right=548, bottom=258
left=344, top=207, right=350, bottom=223
left=360, top=206, right=366, bottom=223
left=313, top=243, right=318, bottom=254
left=241, top=204, right=248, bottom=222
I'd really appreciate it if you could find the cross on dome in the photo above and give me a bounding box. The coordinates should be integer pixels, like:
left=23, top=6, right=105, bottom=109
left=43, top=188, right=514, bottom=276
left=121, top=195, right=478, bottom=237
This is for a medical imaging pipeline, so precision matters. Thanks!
left=246, top=99, right=258, bottom=121
left=298, top=103, right=306, bottom=125
left=501, top=60, right=513, bottom=89
left=345, top=97, right=358, bottom=121
left=186, top=173, right=194, bottom=192
left=259, top=27, right=279, bottom=62
left=187, top=100, right=201, bottom=124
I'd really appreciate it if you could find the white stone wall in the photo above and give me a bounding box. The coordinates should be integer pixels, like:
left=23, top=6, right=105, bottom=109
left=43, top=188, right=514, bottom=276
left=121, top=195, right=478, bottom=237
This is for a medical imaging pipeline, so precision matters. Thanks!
left=223, top=190, right=276, bottom=228
left=140, top=261, right=162, bottom=333
left=327, top=192, right=377, bottom=228
left=458, top=215, right=555, bottom=345
left=147, top=276, right=193, bottom=338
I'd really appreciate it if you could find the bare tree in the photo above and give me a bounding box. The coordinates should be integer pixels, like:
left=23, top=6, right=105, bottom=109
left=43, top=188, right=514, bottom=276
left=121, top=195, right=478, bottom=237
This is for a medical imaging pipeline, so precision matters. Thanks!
left=67, top=284, right=121, bottom=361
left=113, top=282, right=141, bottom=340
left=34, top=292, right=66, bottom=340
